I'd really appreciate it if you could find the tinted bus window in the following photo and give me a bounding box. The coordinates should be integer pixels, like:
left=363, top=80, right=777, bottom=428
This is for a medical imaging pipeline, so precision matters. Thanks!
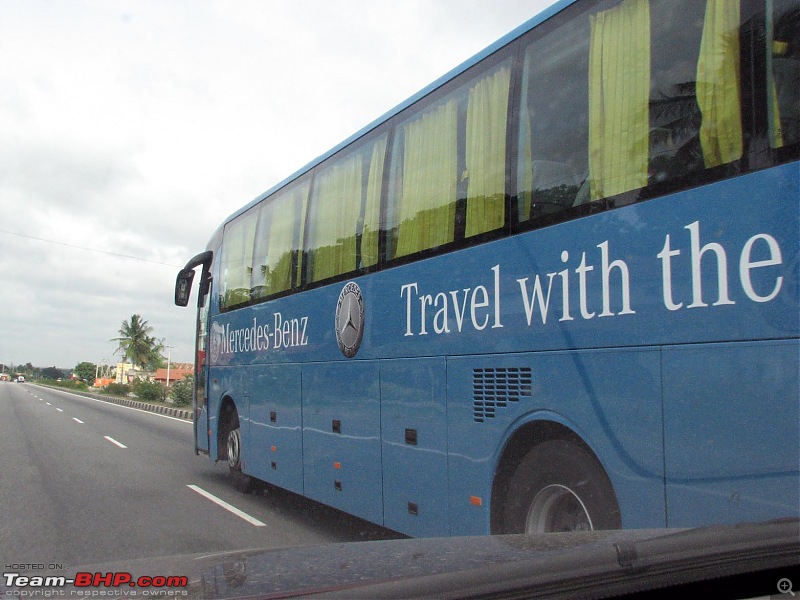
left=252, top=179, right=309, bottom=300
left=517, top=0, right=747, bottom=226
left=220, top=210, right=257, bottom=309
left=387, top=60, right=511, bottom=260
left=305, top=134, right=387, bottom=283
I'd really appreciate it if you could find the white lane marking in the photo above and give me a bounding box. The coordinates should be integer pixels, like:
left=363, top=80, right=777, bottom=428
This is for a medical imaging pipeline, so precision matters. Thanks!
left=104, top=435, right=127, bottom=448
left=46, top=402, right=51, bottom=406
left=73, top=418, right=84, bottom=424
left=186, top=485, right=266, bottom=527
left=56, top=408, right=63, bottom=412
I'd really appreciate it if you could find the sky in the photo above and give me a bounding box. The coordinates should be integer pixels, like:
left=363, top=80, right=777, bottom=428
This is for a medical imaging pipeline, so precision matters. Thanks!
left=0, top=0, right=555, bottom=370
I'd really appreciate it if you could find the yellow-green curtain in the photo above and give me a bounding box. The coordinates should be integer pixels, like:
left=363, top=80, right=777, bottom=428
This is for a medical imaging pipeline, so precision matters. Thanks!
left=222, top=214, right=256, bottom=308
left=588, top=0, right=651, bottom=201
left=696, top=0, right=743, bottom=167
left=465, top=65, right=510, bottom=237
left=309, top=154, right=362, bottom=281
left=394, top=98, right=458, bottom=258
left=770, top=77, right=785, bottom=148
left=361, top=135, right=387, bottom=268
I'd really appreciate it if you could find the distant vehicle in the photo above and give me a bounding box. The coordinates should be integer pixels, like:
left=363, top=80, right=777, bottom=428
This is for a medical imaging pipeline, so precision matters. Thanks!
left=176, top=0, right=799, bottom=537
left=15, top=376, right=25, bottom=383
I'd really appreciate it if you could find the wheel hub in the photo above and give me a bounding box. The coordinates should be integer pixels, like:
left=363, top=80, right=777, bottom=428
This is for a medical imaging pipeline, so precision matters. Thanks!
left=525, top=483, right=594, bottom=533
left=227, top=428, right=241, bottom=470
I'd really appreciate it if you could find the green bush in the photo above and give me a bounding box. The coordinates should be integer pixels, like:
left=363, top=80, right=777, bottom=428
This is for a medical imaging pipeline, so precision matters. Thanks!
left=133, top=379, right=165, bottom=402
left=169, top=375, right=194, bottom=407
left=103, top=383, right=131, bottom=396
left=51, top=379, right=88, bottom=391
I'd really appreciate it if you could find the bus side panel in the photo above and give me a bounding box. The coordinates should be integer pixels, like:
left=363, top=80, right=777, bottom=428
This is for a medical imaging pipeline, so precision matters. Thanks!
left=663, top=339, right=800, bottom=526
left=373, top=165, right=798, bottom=365
left=302, top=361, right=383, bottom=525
left=446, top=349, right=664, bottom=536
left=381, top=357, right=449, bottom=537
left=247, top=364, right=304, bottom=495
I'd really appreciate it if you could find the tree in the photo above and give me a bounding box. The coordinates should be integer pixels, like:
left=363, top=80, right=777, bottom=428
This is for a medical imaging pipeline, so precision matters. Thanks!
left=112, top=314, right=162, bottom=370
left=74, top=361, right=97, bottom=382
left=169, top=375, right=194, bottom=407
left=17, top=363, right=40, bottom=379
left=144, top=338, right=166, bottom=371
left=133, top=379, right=165, bottom=402
left=41, top=366, right=65, bottom=380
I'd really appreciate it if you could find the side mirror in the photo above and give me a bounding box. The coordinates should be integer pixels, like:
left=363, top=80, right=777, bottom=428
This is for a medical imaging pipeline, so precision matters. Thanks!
left=175, top=250, right=213, bottom=308
left=175, top=268, right=195, bottom=307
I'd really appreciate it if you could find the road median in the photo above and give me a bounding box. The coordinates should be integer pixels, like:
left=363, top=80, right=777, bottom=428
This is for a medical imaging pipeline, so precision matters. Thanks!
left=35, top=383, right=192, bottom=420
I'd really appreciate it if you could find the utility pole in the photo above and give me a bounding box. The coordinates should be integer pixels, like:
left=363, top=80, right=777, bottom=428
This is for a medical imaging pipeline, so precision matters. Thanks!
left=165, top=345, right=173, bottom=387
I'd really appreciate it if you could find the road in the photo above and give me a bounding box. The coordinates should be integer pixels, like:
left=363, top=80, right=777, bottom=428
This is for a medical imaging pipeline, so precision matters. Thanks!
left=0, top=382, right=401, bottom=571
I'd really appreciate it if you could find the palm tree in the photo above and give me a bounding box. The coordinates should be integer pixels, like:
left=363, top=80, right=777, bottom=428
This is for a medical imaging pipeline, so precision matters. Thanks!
left=112, top=314, right=160, bottom=370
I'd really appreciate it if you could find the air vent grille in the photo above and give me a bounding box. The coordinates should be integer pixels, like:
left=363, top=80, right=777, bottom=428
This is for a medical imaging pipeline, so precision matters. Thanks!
left=473, top=367, right=532, bottom=423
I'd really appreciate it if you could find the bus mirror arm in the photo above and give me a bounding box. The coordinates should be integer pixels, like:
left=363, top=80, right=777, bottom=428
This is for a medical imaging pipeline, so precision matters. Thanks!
left=198, top=275, right=211, bottom=307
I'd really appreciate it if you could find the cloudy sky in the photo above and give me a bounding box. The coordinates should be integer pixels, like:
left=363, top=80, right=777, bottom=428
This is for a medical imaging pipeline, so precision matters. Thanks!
left=0, top=0, right=554, bottom=369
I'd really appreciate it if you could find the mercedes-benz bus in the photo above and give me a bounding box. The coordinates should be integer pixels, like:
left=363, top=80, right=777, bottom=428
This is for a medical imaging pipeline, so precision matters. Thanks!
left=176, top=0, right=799, bottom=536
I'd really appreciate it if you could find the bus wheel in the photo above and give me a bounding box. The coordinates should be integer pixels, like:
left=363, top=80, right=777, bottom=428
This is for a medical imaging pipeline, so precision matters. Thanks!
left=502, top=439, right=620, bottom=533
left=226, top=414, right=252, bottom=494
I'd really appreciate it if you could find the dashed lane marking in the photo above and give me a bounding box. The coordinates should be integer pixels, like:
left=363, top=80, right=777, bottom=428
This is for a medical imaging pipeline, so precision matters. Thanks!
left=186, top=485, right=266, bottom=527
left=104, top=435, right=127, bottom=449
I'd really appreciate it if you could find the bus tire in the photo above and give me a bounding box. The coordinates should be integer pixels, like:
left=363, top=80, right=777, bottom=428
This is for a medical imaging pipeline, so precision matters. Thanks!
left=225, top=414, right=252, bottom=494
left=502, top=439, right=620, bottom=533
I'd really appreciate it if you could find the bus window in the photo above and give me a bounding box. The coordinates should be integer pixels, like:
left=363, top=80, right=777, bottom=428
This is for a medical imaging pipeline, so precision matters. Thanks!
left=252, top=180, right=309, bottom=300
left=220, top=210, right=257, bottom=310
left=389, top=95, right=459, bottom=259
left=388, top=60, right=510, bottom=260
left=517, top=0, right=747, bottom=226
left=305, top=134, right=386, bottom=284
left=516, top=3, right=593, bottom=223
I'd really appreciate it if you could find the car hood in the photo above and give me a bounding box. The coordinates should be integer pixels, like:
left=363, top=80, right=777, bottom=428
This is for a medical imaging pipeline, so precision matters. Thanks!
left=7, top=519, right=798, bottom=599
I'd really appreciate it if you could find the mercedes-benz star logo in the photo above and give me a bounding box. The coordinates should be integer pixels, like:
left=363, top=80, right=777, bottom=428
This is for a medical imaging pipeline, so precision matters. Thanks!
left=335, top=282, right=364, bottom=358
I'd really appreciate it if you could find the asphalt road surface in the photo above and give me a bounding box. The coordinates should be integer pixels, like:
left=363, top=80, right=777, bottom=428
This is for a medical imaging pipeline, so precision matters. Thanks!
left=0, top=382, right=401, bottom=570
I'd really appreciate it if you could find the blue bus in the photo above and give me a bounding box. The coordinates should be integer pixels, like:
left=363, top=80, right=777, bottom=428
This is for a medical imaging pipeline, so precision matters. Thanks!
left=175, top=0, right=799, bottom=536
